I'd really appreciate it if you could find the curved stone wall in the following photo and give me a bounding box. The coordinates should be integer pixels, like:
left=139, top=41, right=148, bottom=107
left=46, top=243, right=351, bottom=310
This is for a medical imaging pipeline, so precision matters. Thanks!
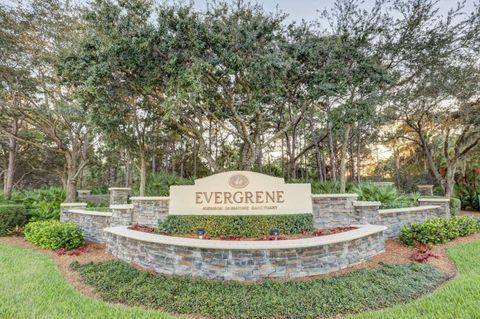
left=104, top=225, right=387, bottom=281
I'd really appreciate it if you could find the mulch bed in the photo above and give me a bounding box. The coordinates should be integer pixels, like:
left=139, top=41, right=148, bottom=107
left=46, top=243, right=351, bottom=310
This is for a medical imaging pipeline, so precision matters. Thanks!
left=1, top=232, right=480, bottom=299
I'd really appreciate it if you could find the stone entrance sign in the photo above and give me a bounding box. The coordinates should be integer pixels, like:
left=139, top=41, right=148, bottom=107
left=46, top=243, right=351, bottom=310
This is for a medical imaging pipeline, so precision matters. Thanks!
left=169, top=171, right=312, bottom=215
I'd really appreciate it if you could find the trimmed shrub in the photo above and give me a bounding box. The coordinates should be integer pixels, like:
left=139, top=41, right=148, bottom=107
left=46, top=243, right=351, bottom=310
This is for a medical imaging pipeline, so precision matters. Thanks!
left=0, top=205, right=27, bottom=236
left=24, top=220, right=84, bottom=250
left=450, top=197, right=461, bottom=216
left=158, top=214, right=314, bottom=237
left=400, top=216, right=479, bottom=246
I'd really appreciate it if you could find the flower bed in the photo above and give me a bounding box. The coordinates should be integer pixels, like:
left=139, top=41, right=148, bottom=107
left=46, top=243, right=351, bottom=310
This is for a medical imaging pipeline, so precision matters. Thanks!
left=127, top=223, right=357, bottom=241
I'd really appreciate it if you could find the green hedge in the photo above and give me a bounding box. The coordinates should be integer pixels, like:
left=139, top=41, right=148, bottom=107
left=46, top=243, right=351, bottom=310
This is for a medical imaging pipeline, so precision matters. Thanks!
left=0, top=204, right=27, bottom=236
left=158, top=214, right=314, bottom=237
left=24, top=220, right=84, bottom=250
left=400, top=216, right=479, bottom=246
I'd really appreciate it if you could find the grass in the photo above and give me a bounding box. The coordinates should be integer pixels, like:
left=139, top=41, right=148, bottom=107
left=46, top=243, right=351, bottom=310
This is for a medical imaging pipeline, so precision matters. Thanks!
left=71, top=260, right=446, bottom=318
left=348, top=241, right=480, bottom=319
left=0, top=244, right=179, bottom=319
left=1, top=240, right=480, bottom=318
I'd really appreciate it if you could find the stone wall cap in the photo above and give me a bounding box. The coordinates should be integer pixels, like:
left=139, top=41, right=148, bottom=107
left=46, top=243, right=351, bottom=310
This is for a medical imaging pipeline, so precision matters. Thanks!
left=104, top=224, right=387, bottom=250
left=353, top=201, right=381, bottom=207
left=418, top=198, right=450, bottom=202
left=110, top=204, right=134, bottom=210
left=130, top=196, right=170, bottom=201
left=311, top=193, right=358, bottom=198
left=67, top=209, right=112, bottom=217
left=379, top=205, right=440, bottom=214
left=417, top=184, right=434, bottom=187
left=60, top=202, right=88, bottom=207
left=108, top=187, right=132, bottom=191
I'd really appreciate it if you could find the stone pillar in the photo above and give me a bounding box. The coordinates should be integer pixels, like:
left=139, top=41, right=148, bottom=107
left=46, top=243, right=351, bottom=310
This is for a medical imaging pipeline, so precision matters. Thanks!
left=311, top=194, right=358, bottom=228
left=417, top=185, right=434, bottom=196
left=77, top=190, right=91, bottom=201
left=373, top=182, right=394, bottom=187
left=109, top=187, right=131, bottom=205
left=418, top=198, right=450, bottom=217
left=60, top=202, right=88, bottom=222
left=353, top=201, right=381, bottom=224
left=110, top=204, right=134, bottom=227
left=130, top=197, right=169, bottom=228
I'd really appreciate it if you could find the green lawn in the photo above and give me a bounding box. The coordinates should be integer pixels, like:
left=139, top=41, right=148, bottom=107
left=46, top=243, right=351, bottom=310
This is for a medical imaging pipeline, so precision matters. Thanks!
left=348, top=241, right=480, bottom=319
left=0, top=241, right=479, bottom=319
left=0, top=244, right=179, bottom=319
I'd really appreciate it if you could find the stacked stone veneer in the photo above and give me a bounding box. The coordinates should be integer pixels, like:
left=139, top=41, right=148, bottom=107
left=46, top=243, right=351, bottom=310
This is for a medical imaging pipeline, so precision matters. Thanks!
left=130, top=197, right=169, bottom=228
left=378, top=206, right=448, bottom=239
left=104, top=225, right=386, bottom=281
left=60, top=203, right=111, bottom=243
left=312, top=194, right=358, bottom=228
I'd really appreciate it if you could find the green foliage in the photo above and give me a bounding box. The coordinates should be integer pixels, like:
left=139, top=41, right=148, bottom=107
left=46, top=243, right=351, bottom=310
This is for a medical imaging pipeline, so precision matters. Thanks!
left=0, top=205, right=27, bottom=236
left=90, top=186, right=109, bottom=195
left=158, top=214, right=313, bottom=237
left=400, top=217, right=479, bottom=246
left=450, top=198, right=461, bottom=216
left=453, top=184, right=480, bottom=211
left=71, top=259, right=447, bottom=319
left=309, top=180, right=354, bottom=194
left=24, top=220, right=84, bottom=250
left=135, top=173, right=193, bottom=196
left=20, top=187, right=66, bottom=221
left=354, top=183, right=419, bottom=208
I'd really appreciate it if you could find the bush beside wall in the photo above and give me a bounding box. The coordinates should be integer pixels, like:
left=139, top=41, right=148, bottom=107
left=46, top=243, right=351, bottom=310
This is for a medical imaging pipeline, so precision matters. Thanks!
left=0, top=205, right=27, bottom=236
left=24, top=220, right=84, bottom=250
left=400, top=216, right=479, bottom=246
left=158, top=214, right=314, bottom=237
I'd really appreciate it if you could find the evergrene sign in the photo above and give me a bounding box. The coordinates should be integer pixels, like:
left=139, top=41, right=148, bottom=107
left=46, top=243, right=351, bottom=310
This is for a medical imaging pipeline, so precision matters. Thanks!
left=169, top=171, right=312, bottom=215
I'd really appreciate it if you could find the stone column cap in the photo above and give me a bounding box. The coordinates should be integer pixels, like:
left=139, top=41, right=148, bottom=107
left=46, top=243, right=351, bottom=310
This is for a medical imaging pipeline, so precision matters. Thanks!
left=353, top=201, right=381, bottom=207
left=311, top=193, right=358, bottom=198
left=60, top=202, right=88, bottom=207
left=130, top=196, right=170, bottom=201
left=418, top=197, right=450, bottom=202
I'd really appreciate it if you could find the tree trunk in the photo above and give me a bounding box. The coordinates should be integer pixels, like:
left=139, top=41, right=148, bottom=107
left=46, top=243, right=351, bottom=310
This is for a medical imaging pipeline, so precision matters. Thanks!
left=4, top=132, right=17, bottom=200
left=327, top=119, right=337, bottom=181
left=65, top=154, right=77, bottom=202
left=339, top=125, right=351, bottom=193
left=393, top=148, right=401, bottom=188
left=139, top=150, right=147, bottom=196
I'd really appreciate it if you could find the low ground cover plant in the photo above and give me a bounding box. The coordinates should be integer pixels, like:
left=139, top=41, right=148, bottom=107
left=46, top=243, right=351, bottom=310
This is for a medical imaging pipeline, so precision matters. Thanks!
left=400, top=216, right=479, bottom=246
left=24, top=220, right=84, bottom=250
left=411, top=243, right=438, bottom=262
left=71, top=260, right=447, bottom=319
left=0, top=204, right=27, bottom=236
left=158, top=214, right=313, bottom=237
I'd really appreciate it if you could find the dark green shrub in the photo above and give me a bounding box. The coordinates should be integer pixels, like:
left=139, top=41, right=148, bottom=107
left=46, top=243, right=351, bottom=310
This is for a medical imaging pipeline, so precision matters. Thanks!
left=354, top=183, right=420, bottom=208
left=450, top=197, right=461, bottom=216
left=71, top=260, right=447, bottom=319
left=0, top=205, right=27, bottom=236
left=158, top=214, right=314, bottom=237
left=400, top=216, right=479, bottom=246
left=24, top=220, right=84, bottom=250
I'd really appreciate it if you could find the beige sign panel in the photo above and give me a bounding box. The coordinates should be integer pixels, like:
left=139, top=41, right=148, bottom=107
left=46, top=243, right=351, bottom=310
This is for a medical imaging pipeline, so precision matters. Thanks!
left=169, top=171, right=312, bottom=215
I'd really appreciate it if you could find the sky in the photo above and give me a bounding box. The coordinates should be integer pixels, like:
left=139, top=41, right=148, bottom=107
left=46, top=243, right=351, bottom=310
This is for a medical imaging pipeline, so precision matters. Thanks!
left=188, top=0, right=478, bottom=23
